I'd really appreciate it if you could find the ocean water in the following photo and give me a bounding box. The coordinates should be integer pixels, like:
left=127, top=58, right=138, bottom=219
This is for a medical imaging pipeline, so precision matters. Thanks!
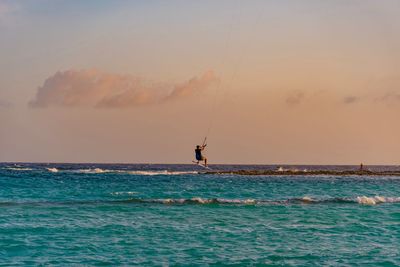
left=1, top=163, right=400, bottom=266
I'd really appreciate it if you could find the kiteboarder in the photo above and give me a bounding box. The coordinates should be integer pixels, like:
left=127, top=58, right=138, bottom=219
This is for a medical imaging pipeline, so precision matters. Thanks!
left=195, top=144, right=207, bottom=167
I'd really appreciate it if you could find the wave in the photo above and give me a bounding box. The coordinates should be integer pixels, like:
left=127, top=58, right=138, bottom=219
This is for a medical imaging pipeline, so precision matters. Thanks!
left=122, top=196, right=352, bottom=205
left=356, top=196, right=400, bottom=205
left=2, top=196, right=398, bottom=207
left=46, top=167, right=59, bottom=173
left=71, top=169, right=198, bottom=175
left=74, top=168, right=111, bottom=174
left=276, top=167, right=308, bottom=172
left=4, top=167, right=33, bottom=171
left=114, top=196, right=400, bottom=205
left=15, top=167, right=200, bottom=175
left=125, top=170, right=198, bottom=176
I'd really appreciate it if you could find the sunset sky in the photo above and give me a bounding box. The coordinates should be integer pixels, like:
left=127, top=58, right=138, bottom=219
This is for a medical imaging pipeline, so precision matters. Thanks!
left=1, top=0, right=400, bottom=164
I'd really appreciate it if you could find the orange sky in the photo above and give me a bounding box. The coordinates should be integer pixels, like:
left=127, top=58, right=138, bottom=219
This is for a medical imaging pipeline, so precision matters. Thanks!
left=1, top=0, right=400, bottom=164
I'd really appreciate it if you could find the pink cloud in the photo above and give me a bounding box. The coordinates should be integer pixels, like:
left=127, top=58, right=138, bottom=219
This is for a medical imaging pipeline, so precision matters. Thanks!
left=29, top=69, right=219, bottom=108
left=285, top=90, right=305, bottom=106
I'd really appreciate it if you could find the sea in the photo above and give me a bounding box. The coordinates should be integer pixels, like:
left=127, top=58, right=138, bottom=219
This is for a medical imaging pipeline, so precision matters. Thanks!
left=1, top=163, right=399, bottom=266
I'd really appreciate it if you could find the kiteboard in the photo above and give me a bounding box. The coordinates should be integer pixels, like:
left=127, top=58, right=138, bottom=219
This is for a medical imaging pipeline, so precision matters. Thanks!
left=192, top=160, right=211, bottom=170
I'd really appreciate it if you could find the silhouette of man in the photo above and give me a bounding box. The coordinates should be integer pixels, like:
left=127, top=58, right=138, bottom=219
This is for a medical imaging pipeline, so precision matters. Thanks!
left=195, top=144, right=207, bottom=167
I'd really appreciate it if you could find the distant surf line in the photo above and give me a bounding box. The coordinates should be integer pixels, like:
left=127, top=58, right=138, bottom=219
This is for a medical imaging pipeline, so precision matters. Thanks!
left=1, top=196, right=399, bottom=207
left=2, top=167, right=200, bottom=175
left=4, top=166, right=400, bottom=177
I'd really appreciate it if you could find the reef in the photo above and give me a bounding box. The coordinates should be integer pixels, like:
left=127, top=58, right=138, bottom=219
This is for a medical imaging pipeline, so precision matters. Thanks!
left=205, top=169, right=400, bottom=176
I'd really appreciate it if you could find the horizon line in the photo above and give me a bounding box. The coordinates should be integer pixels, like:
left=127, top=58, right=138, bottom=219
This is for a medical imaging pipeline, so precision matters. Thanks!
left=1, top=161, right=398, bottom=166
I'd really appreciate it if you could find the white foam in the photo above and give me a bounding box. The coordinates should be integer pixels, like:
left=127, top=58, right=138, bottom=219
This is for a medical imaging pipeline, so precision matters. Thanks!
left=127, top=170, right=198, bottom=176
left=151, top=198, right=184, bottom=204
left=276, top=167, right=301, bottom=172
left=70, top=169, right=197, bottom=175
left=46, top=167, right=58, bottom=173
left=122, top=196, right=400, bottom=206
left=191, top=197, right=210, bottom=204
left=75, top=168, right=110, bottom=174
left=301, top=196, right=314, bottom=202
left=163, top=198, right=174, bottom=204
left=357, top=196, right=378, bottom=205
left=243, top=199, right=256, bottom=204
left=356, top=196, right=400, bottom=205
left=387, top=197, right=400, bottom=203
left=5, top=167, right=33, bottom=171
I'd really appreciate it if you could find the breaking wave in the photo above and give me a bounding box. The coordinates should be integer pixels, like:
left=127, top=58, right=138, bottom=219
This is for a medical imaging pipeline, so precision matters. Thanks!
left=2, top=196, right=399, bottom=207
left=4, top=167, right=33, bottom=171
left=74, top=168, right=111, bottom=174
left=4, top=168, right=201, bottom=175
left=125, top=170, right=198, bottom=176
left=71, top=169, right=198, bottom=175
left=46, top=167, right=59, bottom=173
left=276, top=167, right=308, bottom=172
left=356, top=196, right=400, bottom=205
left=112, top=196, right=400, bottom=205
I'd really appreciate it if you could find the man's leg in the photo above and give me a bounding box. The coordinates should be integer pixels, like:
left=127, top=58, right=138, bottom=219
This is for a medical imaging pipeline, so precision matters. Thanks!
left=204, top=158, right=207, bottom=167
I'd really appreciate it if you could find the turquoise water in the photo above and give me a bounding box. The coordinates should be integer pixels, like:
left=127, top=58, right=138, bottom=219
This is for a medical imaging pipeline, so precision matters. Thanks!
left=1, top=164, right=400, bottom=266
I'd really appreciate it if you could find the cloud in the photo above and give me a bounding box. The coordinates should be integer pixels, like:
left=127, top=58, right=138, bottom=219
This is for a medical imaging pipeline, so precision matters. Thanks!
left=343, top=96, right=359, bottom=104
left=381, top=92, right=400, bottom=101
left=162, top=71, right=217, bottom=102
left=285, top=91, right=305, bottom=106
left=364, top=75, right=400, bottom=105
left=29, top=69, right=219, bottom=108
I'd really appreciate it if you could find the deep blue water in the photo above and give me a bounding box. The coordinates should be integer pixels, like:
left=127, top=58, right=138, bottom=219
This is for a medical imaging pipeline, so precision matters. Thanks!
left=1, top=163, right=400, bottom=266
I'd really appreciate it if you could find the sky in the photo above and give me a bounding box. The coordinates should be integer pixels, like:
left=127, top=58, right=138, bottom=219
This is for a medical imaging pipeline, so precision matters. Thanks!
left=1, top=0, right=400, bottom=164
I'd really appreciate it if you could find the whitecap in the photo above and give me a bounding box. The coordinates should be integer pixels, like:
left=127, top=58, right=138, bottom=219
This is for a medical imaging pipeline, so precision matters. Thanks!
left=357, top=196, right=388, bottom=205
left=191, top=197, right=208, bottom=204
left=301, top=196, right=314, bottom=202
left=243, top=199, right=256, bottom=204
left=113, top=196, right=400, bottom=206
left=75, top=168, right=110, bottom=174
left=163, top=199, right=174, bottom=204
left=70, top=169, right=197, bottom=175
left=127, top=170, right=198, bottom=176
left=46, top=167, right=59, bottom=173
left=5, top=167, right=33, bottom=171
